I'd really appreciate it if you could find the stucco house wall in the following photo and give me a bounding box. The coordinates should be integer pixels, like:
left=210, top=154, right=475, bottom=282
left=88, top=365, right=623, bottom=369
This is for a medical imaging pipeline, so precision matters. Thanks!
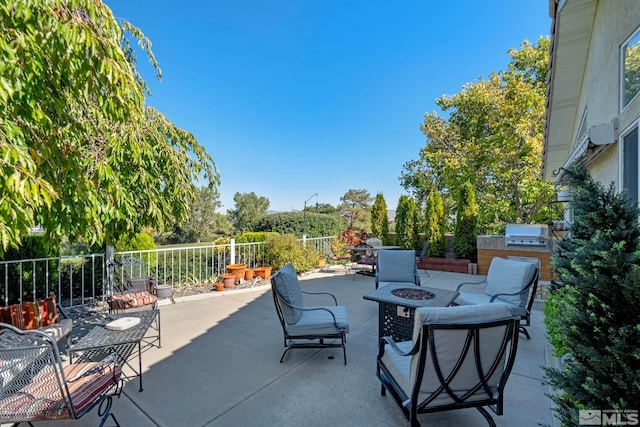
left=544, top=0, right=640, bottom=188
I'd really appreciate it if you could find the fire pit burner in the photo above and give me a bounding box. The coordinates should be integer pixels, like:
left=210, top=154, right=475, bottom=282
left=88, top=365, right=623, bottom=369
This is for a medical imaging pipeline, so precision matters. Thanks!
left=391, top=288, right=435, bottom=300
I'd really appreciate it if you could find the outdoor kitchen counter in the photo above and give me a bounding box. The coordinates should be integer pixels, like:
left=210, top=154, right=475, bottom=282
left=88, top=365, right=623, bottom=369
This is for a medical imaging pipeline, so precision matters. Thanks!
left=477, top=235, right=553, bottom=281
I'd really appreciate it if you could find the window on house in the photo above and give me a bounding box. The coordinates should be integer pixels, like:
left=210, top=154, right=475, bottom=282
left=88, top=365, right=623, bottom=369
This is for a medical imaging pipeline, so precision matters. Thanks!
left=623, top=126, right=639, bottom=205
left=622, top=30, right=640, bottom=109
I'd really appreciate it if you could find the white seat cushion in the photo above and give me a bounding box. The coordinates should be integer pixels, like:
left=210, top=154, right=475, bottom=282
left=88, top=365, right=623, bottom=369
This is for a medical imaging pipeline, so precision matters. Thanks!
left=286, top=306, right=349, bottom=336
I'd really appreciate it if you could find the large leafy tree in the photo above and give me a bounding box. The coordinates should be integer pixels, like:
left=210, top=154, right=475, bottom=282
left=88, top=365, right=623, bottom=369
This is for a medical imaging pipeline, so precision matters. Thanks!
left=183, top=186, right=230, bottom=242
left=0, top=0, right=219, bottom=255
left=227, top=192, right=270, bottom=233
left=338, top=188, right=373, bottom=231
left=401, top=37, right=553, bottom=234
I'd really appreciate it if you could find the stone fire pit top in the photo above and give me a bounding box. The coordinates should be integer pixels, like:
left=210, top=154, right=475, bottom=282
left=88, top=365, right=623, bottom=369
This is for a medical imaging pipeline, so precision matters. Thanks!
left=390, top=288, right=435, bottom=300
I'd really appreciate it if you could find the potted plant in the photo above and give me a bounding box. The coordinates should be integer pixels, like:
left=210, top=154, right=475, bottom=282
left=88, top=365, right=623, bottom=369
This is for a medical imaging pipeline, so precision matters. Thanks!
left=254, top=266, right=272, bottom=279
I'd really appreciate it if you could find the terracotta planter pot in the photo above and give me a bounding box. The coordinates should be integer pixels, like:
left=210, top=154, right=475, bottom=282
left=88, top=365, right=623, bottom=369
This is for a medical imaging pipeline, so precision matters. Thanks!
left=226, top=264, right=246, bottom=283
left=221, top=273, right=236, bottom=288
left=244, top=268, right=254, bottom=280
left=254, top=266, right=272, bottom=280
left=215, top=282, right=225, bottom=292
left=318, top=258, right=327, bottom=268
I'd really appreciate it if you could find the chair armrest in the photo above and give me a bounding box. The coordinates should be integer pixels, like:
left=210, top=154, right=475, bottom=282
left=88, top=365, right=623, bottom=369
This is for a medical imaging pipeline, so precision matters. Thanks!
left=57, top=304, right=70, bottom=320
left=301, top=290, right=338, bottom=305
left=456, top=278, right=488, bottom=292
left=377, top=336, right=419, bottom=359
left=277, top=298, right=346, bottom=331
left=488, top=283, right=533, bottom=302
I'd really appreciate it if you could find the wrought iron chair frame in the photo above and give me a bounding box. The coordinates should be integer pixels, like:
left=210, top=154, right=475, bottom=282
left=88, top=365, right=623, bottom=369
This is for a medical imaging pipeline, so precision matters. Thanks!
left=0, top=323, right=123, bottom=427
left=456, top=266, right=539, bottom=339
left=270, top=270, right=349, bottom=365
left=377, top=316, right=520, bottom=427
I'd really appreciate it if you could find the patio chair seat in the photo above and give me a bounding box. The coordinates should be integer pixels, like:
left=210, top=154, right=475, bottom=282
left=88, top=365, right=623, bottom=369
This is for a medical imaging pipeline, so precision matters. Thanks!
left=454, top=293, right=528, bottom=318
left=39, top=317, right=73, bottom=344
left=286, top=306, right=349, bottom=336
left=107, top=291, right=158, bottom=311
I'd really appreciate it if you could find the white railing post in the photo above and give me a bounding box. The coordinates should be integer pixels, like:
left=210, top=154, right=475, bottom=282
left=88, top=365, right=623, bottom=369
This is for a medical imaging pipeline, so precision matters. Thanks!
left=302, top=234, right=307, bottom=248
left=230, top=239, right=236, bottom=265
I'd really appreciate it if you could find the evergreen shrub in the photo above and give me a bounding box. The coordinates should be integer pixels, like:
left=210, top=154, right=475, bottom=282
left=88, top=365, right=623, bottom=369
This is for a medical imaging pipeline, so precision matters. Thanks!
left=544, top=166, right=640, bottom=425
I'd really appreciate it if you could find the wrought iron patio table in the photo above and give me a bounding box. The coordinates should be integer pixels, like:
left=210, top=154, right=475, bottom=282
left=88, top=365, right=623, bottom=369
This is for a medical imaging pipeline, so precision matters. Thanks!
left=69, top=309, right=160, bottom=392
left=363, top=283, right=459, bottom=342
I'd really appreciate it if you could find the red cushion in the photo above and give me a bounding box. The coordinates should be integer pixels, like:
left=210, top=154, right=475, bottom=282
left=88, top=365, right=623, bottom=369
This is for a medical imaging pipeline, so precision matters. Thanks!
left=0, top=362, right=121, bottom=421
left=107, top=291, right=157, bottom=310
left=0, top=295, right=58, bottom=331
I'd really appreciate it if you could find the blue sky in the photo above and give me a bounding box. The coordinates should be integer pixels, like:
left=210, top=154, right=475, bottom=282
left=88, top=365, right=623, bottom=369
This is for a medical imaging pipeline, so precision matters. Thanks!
left=105, top=1, right=551, bottom=213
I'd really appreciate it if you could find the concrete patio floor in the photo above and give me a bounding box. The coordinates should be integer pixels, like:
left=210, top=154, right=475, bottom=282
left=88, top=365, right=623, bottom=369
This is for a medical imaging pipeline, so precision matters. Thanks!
left=34, top=267, right=559, bottom=427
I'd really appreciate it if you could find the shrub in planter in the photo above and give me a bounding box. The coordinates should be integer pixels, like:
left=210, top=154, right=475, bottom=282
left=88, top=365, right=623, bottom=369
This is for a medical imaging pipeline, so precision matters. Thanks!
left=544, top=166, right=640, bottom=425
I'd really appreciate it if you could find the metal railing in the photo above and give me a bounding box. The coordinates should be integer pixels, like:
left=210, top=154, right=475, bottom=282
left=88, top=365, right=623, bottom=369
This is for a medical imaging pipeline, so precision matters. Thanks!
left=1, top=236, right=335, bottom=308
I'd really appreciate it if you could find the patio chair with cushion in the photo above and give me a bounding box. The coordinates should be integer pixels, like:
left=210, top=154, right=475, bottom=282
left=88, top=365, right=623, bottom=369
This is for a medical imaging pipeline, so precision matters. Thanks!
left=107, top=276, right=158, bottom=313
left=375, top=249, right=421, bottom=289
left=377, top=304, right=520, bottom=427
left=0, top=323, right=122, bottom=426
left=323, top=241, right=352, bottom=272
left=454, top=257, right=539, bottom=339
left=270, top=263, right=350, bottom=364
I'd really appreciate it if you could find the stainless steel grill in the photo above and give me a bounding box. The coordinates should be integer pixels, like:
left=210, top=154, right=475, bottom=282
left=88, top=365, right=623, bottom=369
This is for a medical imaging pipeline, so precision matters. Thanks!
left=505, top=224, right=549, bottom=247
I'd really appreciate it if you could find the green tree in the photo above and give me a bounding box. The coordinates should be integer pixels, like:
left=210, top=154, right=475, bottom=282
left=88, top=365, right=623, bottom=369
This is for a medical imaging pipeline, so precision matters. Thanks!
left=401, top=37, right=553, bottom=234
left=453, top=181, right=478, bottom=261
left=544, top=166, right=640, bottom=425
left=183, top=186, right=230, bottom=242
left=0, top=0, right=219, bottom=256
left=394, top=195, right=418, bottom=250
left=227, top=192, right=270, bottom=233
left=338, top=189, right=373, bottom=231
left=370, top=193, right=389, bottom=244
left=425, top=187, right=446, bottom=257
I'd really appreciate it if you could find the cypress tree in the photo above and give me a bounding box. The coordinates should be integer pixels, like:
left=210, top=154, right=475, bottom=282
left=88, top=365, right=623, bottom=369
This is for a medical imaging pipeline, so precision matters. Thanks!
left=453, top=181, right=477, bottom=261
left=371, top=193, right=390, bottom=244
left=425, top=187, right=447, bottom=257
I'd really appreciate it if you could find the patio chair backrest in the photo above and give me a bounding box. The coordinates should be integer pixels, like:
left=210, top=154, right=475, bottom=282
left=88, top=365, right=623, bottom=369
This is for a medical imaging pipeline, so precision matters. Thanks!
left=323, top=241, right=335, bottom=258
left=485, top=257, right=537, bottom=306
left=366, top=237, right=382, bottom=248
left=410, top=304, right=518, bottom=408
left=376, top=250, right=418, bottom=283
left=270, top=264, right=304, bottom=324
